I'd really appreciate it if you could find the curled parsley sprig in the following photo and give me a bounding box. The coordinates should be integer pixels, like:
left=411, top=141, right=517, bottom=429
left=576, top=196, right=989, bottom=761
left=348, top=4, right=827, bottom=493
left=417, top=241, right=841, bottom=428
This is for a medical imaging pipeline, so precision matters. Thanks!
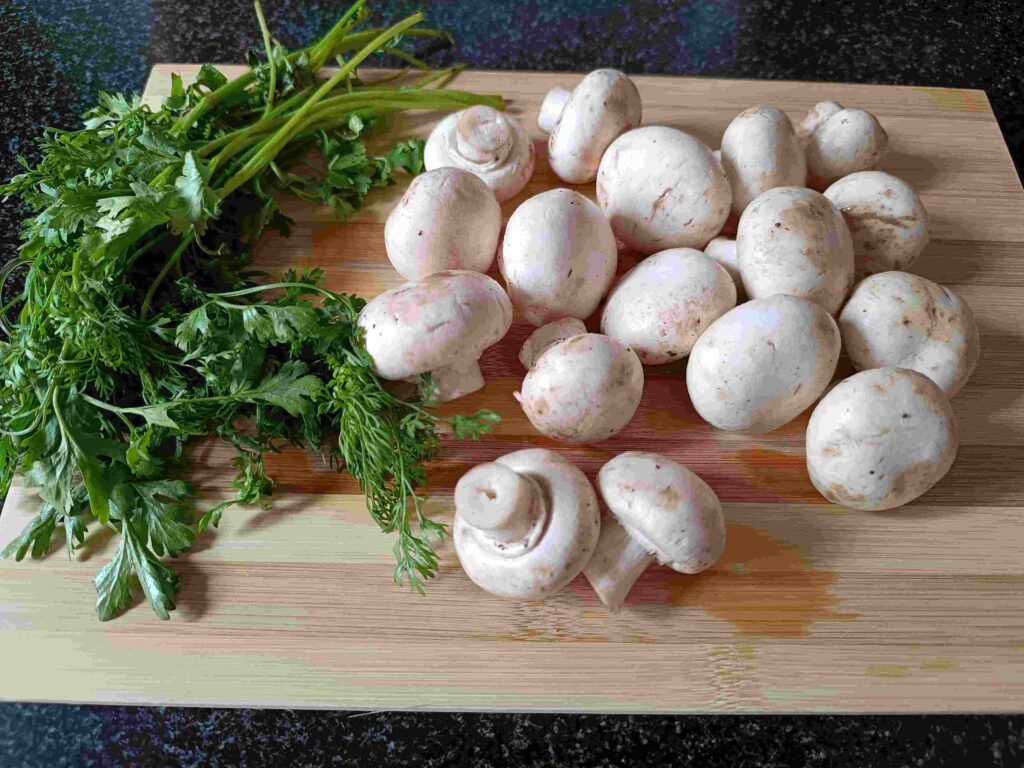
left=0, top=0, right=503, bottom=620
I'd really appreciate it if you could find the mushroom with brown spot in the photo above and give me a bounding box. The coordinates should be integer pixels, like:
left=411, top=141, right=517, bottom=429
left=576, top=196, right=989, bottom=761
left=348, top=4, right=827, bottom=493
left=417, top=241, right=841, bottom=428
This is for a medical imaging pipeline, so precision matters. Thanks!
left=384, top=167, right=501, bottom=280
left=799, top=101, right=889, bottom=185
left=516, top=331, right=644, bottom=443
left=357, top=270, right=513, bottom=401
left=424, top=105, right=535, bottom=201
left=719, top=105, right=806, bottom=216
left=454, top=449, right=601, bottom=599
left=806, top=368, right=959, bottom=510
left=584, top=452, right=726, bottom=611
left=539, top=69, right=643, bottom=184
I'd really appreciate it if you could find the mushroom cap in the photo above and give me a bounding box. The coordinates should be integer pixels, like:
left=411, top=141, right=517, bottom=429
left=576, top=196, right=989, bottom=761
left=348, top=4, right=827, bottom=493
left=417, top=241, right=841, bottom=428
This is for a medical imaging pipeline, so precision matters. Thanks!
left=600, top=248, right=737, bottom=364
left=805, top=107, right=889, bottom=183
left=500, top=188, right=618, bottom=326
left=797, top=100, right=843, bottom=148
left=548, top=69, right=643, bottom=184
left=737, top=186, right=855, bottom=315
left=454, top=449, right=601, bottom=599
left=519, top=318, right=588, bottom=370
left=597, top=452, right=725, bottom=573
left=703, top=236, right=743, bottom=297
left=720, top=105, right=807, bottom=215
left=357, top=270, right=513, bottom=381
left=424, top=107, right=536, bottom=202
left=384, top=167, right=502, bottom=280
left=806, top=368, right=958, bottom=510
left=838, top=271, right=980, bottom=397
left=518, top=333, right=644, bottom=443
left=824, top=171, right=930, bottom=275
left=686, top=294, right=841, bottom=434
left=596, top=126, right=730, bottom=253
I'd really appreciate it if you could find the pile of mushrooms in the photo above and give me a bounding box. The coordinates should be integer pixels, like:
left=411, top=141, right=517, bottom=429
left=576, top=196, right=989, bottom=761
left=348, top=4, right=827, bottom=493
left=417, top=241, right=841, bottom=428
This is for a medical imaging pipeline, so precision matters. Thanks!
left=362, top=67, right=979, bottom=610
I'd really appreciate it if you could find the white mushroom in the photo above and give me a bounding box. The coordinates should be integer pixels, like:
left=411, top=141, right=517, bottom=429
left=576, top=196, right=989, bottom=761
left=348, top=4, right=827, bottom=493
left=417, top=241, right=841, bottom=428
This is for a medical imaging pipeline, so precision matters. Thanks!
left=584, top=452, right=725, bottom=611
left=686, top=294, right=841, bottom=435
left=596, top=126, right=730, bottom=254
left=806, top=368, right=959, bottom=510
left=517, top=333, right=644, bottom=443
left=737, top=186, right=855, bottom=315
left=600, top=248, right=736, bottom=365
left=357, top=270, right=513, bottom=401
left=518, top=318, right=587, bottom=369
left=541, top=69, right=643, bottom=184
left=538, top=87, right=571, bottom=134
left=823, top=171, right=930, bottom=275
left=719, top=105, right=806, bottom=216
left=703, top=236, right=743, bottom=298
left=384, top=167, right=501, bottom=280
left=800, top=102, right=889, bottom=184
left=424, top=105, right=535, bottom=201
left=500, top=188, right=617, bottom=326
left=454, top=449, right=601, bottom=599
left=838, top=272, right=980, bottom=397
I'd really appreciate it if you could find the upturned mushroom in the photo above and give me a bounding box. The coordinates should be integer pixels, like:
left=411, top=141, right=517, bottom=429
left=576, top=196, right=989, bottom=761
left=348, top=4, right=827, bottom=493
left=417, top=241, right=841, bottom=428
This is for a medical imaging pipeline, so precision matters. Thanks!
left=384, top=167, right=502, bottom=280
left=596, top=126, right=731, bottom=253
left=687, top=294, right=842, bottom=434
left=806, top=368, right=959, bottom=510
left=516, top=332, right=644, bottom=443
left=600, top=248, right=736, bottom=365
left=500, top=188, right=618, bottom=326
left=584, top=452, right=726, bottom=611
left=719, top=105, right=806, bottom=216
left=539, top=69, right=643, bottom=184
left=453, top=449, right=601, bottom=599
left=357, top=270, right=513, bottom=401
left=823, top=171, right=930, bottom=275
left=424, top=105, right=535, bottom=201
left=703, top=236, right=743, bottom=298
left=737, top=186, right=855, bottom=315
left=799, top=101, right=889, bottom=184
left=838, top=271, right=980, bottom=397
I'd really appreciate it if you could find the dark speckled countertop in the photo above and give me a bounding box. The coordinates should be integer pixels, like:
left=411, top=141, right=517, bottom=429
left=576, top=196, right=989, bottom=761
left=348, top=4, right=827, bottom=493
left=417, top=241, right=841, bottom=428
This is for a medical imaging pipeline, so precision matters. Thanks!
left=1, top=1, right=1023, bottom=765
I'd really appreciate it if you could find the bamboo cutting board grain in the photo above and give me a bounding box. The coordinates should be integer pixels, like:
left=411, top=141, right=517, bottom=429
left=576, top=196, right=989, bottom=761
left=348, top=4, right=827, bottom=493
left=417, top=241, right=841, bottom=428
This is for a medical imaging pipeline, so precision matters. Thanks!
left=0, top=65, right=1022, bottom=712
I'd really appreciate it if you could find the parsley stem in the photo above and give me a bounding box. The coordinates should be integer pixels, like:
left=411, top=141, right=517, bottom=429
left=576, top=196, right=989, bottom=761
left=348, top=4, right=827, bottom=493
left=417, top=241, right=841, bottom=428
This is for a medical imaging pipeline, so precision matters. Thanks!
left=253, top=0, right=278, bottom=117
left=216, top=13, right=426, bottom=199
left=139, top=232, right=195, bottom=321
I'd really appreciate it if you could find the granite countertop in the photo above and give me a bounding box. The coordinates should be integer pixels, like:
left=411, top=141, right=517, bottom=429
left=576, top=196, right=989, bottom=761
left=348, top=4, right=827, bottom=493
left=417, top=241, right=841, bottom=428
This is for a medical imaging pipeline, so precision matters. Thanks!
left=1, top=0, right=1023, bottom=765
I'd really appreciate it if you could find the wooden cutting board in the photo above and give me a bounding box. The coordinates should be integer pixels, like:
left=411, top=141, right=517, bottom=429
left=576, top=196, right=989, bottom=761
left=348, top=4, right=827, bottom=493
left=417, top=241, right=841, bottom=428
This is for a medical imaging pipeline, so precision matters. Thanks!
left=1, top=65, right=1022, bottom=713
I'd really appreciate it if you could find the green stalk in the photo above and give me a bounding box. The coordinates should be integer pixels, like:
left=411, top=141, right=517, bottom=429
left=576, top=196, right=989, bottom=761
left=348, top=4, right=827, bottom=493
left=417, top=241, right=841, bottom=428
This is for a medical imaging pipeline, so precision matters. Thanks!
left=216, top=13, right=426, bottom=199
left=254, top=0, right=278, bottom=116
left=139, top=232, right=195, bottom=321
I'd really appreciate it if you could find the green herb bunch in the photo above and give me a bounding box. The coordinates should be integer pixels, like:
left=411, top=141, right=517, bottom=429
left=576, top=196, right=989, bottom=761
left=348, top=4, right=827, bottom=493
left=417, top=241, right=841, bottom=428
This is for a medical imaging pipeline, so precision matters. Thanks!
left=0, top=0, right=504, bottom=620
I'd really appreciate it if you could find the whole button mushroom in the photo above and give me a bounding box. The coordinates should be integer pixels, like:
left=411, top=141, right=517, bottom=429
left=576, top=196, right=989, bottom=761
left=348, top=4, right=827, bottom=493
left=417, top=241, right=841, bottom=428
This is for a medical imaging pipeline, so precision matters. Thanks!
left=703, top=236, right=743, bottom=297
left=600, top=248, right=737, bottom=365
left=584, top=452, right=726, bottom=611
left=424, top=105, right=535, bottom=202
left=500, top=188, right=618, bottom=326
left=517, top=332, right=644, bottom=443
left=453, top=449, right=601, bottom=599
left=357, top=270, right=513, bottom=401
left=720, top=105, right=807, bottom=216
left=597, top=126, right=731, bottom=254
left=800, top=101, right=889, bottom=185
left=737, top=186, right=855, bottom=315
left=823, top=171, right=930, bottom=275
left=687, top=295, right=841, bottom=435
left=539, top=69, right=643, bottom=184
left=384, top=167, right=501, bottom=280
left=806, top=368, right=959, bottom=510
left=838, top=272, right=980, bottom=397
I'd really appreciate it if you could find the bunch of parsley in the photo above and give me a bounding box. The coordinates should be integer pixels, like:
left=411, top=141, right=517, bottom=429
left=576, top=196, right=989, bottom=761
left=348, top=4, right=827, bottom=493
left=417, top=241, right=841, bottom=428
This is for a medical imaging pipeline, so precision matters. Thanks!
left=0, top=0, right=504, bottom=620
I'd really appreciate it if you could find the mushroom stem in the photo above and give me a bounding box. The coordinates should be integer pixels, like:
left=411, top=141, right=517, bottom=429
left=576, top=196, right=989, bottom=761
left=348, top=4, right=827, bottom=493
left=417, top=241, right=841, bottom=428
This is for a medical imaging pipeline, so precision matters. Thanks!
left=431, top=358, right=484, bottom=402
left=583, top=516, right=655, bottom=610
left=537, top=86, right=571, bottom=134
left=456, top=105, right=512, bottom=165
left=455, top=462, right=543, bottom=544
